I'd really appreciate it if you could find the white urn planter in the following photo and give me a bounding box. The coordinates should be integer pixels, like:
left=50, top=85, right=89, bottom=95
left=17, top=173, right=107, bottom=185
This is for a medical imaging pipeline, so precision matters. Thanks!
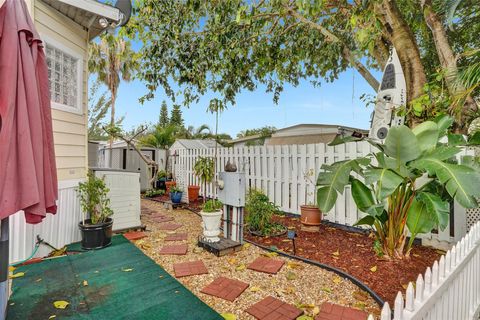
left=200, top=209, right=223, bottom=242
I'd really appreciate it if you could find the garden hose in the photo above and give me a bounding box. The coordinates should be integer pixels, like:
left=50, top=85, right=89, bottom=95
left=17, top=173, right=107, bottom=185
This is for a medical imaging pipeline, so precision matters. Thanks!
left=9, top=236, right=68, bottom=267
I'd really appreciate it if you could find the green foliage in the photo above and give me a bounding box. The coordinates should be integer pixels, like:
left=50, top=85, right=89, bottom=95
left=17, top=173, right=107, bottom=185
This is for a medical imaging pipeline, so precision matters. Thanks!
left=194, top=157, right=215, bottom=185
left=317, top=115, right=480, bottom=258
left=159, top=101, right=170, bottom=127
left=245, top=189, right=283, bottom=236
left=139, top=124, right=179, bottom=149
left=77, top=172, right=113, bottom=225
left=170, top=104, right=184, bottom=128
left=144, top=189, right=165, bottom=198
left=236, top=126, right=277, bottom=146
left=169, top=186, right=183, bottom=194
left=202, top=199, right=223, bottom=213
left=157, top=170, right=167, bottom=179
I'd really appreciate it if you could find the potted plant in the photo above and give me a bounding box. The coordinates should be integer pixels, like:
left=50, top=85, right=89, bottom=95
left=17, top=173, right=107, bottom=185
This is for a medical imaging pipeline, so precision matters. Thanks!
left=245, top=189, right=286, bottom=237
left=317, top=115, right=480, bottom=259
left=187, top=185, right=200, bottom=202
left=170, top=186, right=183, bottom=204
left=193, top=156, right=215, bottom=203
left=77, top=172, right=114, bottom=250
left=300, top=169, right=322, bottom=231
left=155, top=170, right=167, bottom=190
left=200, top=199, right=223, bottom=242
left=165, top=179, right=176, bottom=194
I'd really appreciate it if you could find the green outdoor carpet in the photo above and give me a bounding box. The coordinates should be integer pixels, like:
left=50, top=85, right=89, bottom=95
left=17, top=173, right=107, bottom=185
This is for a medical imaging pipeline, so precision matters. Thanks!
left=7, top=236, right=223, bottom=320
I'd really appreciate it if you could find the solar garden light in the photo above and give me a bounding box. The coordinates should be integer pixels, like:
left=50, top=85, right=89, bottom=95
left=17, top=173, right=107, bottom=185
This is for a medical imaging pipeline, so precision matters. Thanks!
left=287, top=230, right=297, bottom=255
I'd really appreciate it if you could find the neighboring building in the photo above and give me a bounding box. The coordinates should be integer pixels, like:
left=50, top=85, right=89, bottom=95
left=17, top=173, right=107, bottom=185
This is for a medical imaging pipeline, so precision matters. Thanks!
left=266, top=124, right=368, bottom=146
left=98, top=140, right=167, bottom=191
left=7, top=0, right=126, bottom=263
left=228, top=134, right=271, bottom=147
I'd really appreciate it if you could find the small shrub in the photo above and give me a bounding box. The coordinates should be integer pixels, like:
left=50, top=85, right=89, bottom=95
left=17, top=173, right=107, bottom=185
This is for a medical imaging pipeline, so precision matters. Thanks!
left=202, top=199, right=223, bottom=213
left=77, top=172, right=113, bottom=225
left=145, top=189, right=165, bottom=198
left=169, top=186, right=183, bottom=193
left=245, top=189, right=284, bottom=236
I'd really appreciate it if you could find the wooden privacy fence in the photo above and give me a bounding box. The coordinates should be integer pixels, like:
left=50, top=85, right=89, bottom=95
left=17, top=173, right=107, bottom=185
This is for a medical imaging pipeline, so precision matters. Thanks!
left=368, top=220, right=480, bottom=320
left=173, top=142, right=471, bottom=244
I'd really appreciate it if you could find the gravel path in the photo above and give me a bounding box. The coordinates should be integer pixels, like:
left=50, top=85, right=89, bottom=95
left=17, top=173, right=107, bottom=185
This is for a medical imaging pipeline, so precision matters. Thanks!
left=134, top=199, right=380, bottom=319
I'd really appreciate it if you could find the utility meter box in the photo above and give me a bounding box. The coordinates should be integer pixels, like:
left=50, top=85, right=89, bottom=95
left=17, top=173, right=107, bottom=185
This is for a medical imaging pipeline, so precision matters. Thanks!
left=218, top=172, right=245, bottom=207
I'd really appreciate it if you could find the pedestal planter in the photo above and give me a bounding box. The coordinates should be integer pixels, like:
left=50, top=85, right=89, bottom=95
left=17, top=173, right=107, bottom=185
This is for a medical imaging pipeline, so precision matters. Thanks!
left=165, top=181, right=176, bottom=193
left=78, top=218, right=113, bottom=250
left=300, top=205, right=322, bottom=232
left=200, top=210, right=222, bottom=242
left=188, top=185, right=200, bottom=202
left=170, top=191, right=183, bottom=204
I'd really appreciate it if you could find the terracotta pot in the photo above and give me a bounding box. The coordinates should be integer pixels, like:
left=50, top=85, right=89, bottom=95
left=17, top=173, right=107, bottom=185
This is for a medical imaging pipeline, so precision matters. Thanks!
left=300, top=205, right=322, bottom=226
left=188, top=185, right=200, bottom=201
left=165, top=181, right=176, bottom=194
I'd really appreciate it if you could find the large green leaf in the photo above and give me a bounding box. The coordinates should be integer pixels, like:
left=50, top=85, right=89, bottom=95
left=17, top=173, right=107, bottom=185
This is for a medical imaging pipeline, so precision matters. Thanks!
left=433, top=114, right=454, bottom=137
left=417, top=192, right=449, bottom=230
left=384, top=126, right=421, bottom=164
left=353, top=215, right=375, bottom=227
left=412, top=158, right=480, bottom=208
left=364, top=168, right=404, bottom=200
left=412, top=121, right=439, bottom=152
left=351, top=178, right=374, bottom=210
left=423, top=146, right=460, bottom=161
left=407, top=198, right=436, bottom=236
left=317, top=186, right=337, bottom=213
left=468, top=132, right=480, bottom=145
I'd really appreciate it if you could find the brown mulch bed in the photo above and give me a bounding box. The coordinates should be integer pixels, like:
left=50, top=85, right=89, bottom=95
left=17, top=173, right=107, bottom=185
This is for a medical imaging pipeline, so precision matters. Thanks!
left=244, top=214, right=442, bottom=306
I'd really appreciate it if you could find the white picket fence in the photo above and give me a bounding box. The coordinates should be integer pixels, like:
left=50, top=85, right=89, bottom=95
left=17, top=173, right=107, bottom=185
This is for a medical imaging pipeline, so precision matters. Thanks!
left=173, top=142, right=470, bottom=244
left=368, top=220, right=480, bottom=320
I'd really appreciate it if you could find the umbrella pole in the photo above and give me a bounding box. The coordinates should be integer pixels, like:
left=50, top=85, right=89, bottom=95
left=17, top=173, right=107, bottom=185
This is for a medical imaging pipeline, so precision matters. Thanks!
left=0, top=217, right=9, bottom=320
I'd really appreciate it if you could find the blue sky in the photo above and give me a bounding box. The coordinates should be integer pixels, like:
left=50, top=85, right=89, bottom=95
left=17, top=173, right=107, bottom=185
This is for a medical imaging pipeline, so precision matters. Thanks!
left=97, top=67, right=381, bottom=138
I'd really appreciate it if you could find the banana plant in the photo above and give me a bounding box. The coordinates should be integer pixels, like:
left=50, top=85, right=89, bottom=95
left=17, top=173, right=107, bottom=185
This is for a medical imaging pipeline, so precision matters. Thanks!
left=317, top=115, right=480, bottom=259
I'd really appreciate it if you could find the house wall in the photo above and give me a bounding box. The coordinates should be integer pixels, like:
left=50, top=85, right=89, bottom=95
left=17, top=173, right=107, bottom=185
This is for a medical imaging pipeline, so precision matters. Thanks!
left=35, top=0, right=89, bottom=181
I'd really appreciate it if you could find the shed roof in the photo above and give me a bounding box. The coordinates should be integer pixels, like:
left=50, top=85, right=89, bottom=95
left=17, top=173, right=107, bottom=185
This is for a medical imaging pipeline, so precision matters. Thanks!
left=171, top=139, right=218, bottom=150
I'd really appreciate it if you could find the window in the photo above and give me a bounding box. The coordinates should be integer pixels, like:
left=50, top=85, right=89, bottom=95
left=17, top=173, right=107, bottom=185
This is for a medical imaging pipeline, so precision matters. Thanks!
left=44, top=37, right=83, bottom=114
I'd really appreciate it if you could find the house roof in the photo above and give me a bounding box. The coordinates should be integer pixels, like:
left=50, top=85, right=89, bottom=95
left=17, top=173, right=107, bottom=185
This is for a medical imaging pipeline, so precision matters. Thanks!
left=273, top=123, right=368, bottom=136
left=228, top=134, right=265, bottom=144
left=171, top=139, right=218, bottom=149
left=41, top=0, right=124, bottom=39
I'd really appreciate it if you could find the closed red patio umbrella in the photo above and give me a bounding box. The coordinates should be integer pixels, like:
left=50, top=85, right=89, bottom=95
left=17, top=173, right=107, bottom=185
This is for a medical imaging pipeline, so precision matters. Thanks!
left=0, top=0, right=58, bottom=317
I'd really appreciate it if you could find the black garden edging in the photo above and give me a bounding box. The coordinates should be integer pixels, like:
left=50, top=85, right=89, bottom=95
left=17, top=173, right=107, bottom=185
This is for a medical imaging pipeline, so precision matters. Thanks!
left=244, top=238, right=385, bottom=308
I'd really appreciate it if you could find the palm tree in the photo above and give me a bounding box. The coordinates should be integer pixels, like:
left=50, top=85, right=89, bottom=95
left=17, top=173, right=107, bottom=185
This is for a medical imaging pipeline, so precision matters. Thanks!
left=88, top=33, right=137, bottom=165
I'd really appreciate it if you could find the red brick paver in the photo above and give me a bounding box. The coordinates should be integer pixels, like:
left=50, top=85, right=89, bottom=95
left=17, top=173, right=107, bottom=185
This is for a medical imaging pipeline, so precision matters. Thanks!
left=158, top=223, right=183, bottom=231
left=247, top=257, right=285, bottom=274
left=124, top=231, right=147, bottom=241
left=153, top=216, right=174, bottom=223
left=165, top=233, right=188, bottom=241
left=245, top=296, right=303, bottom=320
left=201, top=277, right=249, bottom=302
left=158, top=244, right=188, bottom=255
left=315, top=302, right=369, bottom=320
left=173, top=260, right=208, bottom=278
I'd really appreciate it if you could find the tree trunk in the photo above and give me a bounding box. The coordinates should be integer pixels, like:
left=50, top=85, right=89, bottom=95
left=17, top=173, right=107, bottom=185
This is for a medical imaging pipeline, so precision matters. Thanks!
left=379, top=0, right=428, bottom=126
left=421, top=0, right=478, bottom=132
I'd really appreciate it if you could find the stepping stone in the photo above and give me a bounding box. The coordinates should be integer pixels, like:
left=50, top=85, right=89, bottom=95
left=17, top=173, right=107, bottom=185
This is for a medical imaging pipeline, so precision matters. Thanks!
left=159, top=244, right=188, bottom=255
left=153, top=216, right=174, bottom=223
left=158, top=223, right=183, bottom=231
left=315, top=302, right=369, bottom=320
left=246, top=296, right=303, bottom=320
left=247, top=257, right=285, bottom=274
left=201, top=276, right=249, bottom=302
left=173, top=260, right=208, bottom=278
left=165, top=233, right=188, bottom=241
left=124, top=231, right=147, bottom=241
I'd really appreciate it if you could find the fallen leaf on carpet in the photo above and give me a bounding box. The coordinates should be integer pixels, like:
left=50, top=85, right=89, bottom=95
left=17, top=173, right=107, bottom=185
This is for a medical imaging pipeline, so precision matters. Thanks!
left=53, top=301, right=69, bottom=309
left=48, top=316, right=56, bottom=319
left=221, top=313, right=236, bottom=320
left=287, top=261, right=302, bottom=269
left=296, top=303, right=315, bottom=309
left=370, top=266, right=377, bottom=272
left=228, top=258, right=238, bottom=265
left=83, top=280, right=88, bottom=287
left=242, top=243, right=251, bottom=250
left=282, top=239, right=291, bottom=242
left=285, top=286, right=296, bottom=294
left=35, top=278, right=42, bottom=282
left=122, top=268, right=134, bottom=272
left=9, top=272, right=25, bottom=279
left=354, top=302, right=366, bottom=310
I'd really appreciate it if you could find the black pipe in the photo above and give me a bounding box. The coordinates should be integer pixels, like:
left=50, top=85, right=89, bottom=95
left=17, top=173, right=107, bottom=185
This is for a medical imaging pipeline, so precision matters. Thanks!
left=244, top=238, right=385, bottom=308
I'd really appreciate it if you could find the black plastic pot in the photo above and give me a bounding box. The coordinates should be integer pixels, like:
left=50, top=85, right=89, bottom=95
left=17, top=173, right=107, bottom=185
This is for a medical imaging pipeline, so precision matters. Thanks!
left=78, top=218, right=113, bottom=250
left=156, top=178, right=167, bottom=190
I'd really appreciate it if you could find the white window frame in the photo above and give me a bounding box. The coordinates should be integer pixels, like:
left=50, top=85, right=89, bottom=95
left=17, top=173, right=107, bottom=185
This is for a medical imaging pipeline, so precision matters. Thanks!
left=42, top=34, right=84, bottom=115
